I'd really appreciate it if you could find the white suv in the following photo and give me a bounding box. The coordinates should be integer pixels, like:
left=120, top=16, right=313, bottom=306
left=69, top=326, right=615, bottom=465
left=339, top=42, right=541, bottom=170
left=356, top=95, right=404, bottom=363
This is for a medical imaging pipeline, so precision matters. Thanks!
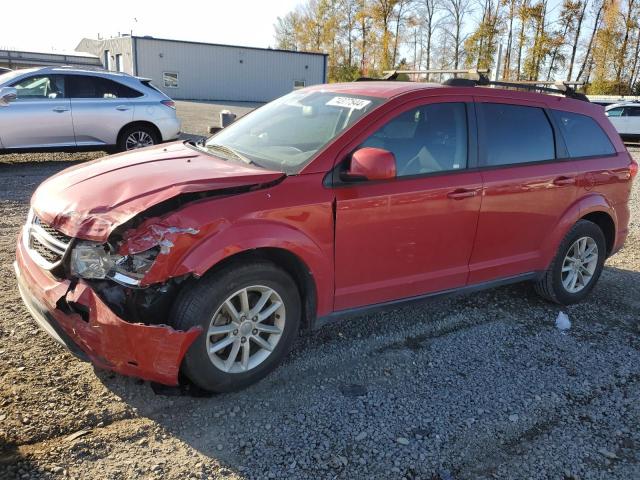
left=605, top=102, right=640, bottom=141
left=0, top=66, right=181, bottom=151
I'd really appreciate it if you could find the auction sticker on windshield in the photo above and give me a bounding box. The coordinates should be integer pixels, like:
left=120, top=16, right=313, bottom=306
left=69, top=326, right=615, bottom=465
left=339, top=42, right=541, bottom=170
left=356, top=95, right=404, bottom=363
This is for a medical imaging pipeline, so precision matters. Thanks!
left=326, top=96, right=372, bottom=110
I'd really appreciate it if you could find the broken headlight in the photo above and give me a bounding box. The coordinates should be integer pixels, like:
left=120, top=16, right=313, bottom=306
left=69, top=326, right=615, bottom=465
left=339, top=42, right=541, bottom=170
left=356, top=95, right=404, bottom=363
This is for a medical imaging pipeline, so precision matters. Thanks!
left=70, top=241, right=158, bottom=286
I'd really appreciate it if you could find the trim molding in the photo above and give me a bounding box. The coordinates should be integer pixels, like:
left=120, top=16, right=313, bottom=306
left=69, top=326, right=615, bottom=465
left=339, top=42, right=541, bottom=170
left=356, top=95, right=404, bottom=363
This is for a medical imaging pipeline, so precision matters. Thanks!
left=313, top=272, right=540, bottom=329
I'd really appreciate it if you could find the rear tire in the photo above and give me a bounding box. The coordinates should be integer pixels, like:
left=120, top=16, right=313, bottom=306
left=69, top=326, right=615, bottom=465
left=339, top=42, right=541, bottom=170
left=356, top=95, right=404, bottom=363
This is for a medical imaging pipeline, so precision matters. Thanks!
left=117, top=124, right=159, bottom=152
left=534, top=220, right=606, bottom=305
left=171, top=261, right=301, bottom=392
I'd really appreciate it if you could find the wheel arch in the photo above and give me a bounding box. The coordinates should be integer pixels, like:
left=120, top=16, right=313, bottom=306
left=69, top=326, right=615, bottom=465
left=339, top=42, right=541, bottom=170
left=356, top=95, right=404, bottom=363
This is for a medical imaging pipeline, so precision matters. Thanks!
left=580, top=210, right=615, bottom=256
left=541, top=193, right=617, bottom=268
left=117, top=120, right=162, bottom=146
left=194, top=247, right=319, bottom=331
left=137, top=215, right=334, bottom=329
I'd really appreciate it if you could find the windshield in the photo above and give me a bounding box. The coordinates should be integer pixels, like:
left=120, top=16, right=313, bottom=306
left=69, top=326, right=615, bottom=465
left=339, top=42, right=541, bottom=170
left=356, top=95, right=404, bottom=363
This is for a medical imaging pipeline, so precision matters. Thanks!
left=203, top=90, right=383, bottom=173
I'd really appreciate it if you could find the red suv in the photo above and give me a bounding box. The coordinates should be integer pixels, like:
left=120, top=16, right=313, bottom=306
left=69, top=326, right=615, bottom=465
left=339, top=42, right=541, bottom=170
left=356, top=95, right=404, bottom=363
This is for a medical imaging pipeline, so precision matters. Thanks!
left=15, top=81, right=637, bottom=392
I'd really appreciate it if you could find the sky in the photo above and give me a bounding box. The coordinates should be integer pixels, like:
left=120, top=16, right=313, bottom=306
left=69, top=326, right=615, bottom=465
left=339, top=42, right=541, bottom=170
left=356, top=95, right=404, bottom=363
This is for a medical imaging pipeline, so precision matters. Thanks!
left=0, top=0, right=302, bottom=54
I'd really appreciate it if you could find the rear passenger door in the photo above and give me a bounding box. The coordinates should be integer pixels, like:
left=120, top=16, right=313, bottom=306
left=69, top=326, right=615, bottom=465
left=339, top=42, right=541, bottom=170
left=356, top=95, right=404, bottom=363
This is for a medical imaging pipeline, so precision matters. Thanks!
left=468, top=99, right=578, bottom=284
left=66, top=75, right=135, bottom=146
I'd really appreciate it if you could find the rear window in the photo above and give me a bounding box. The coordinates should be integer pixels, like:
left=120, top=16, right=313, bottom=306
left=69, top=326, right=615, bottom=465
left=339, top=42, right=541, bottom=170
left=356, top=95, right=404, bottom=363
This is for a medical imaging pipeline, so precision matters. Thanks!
left=480, top=103, right=555, bottom=166
left=141, top=79, right=164, bottom=94
left=551, top=110, right=615, bottom=158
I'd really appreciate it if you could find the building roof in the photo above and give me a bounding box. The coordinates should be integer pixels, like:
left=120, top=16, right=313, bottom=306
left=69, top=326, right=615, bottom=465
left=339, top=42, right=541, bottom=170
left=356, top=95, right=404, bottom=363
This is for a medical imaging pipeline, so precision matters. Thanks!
left=88, top=34, right=328, bottom=58
left=0, top=48, right=97, bottom=59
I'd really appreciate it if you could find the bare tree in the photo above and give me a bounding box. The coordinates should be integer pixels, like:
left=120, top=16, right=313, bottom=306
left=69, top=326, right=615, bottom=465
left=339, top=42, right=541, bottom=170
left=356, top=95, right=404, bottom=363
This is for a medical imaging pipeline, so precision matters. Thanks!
left=357, top=0, right=375, bottom=73
left=340, top=0, right=360, bottom=67
left=614, top=0, right=637, bottom=84
left=566, top=0, right=588, bottom=81
left=628, top=22, right=640, bottom=89
left=515, top=0, right=531, bottom=79
left=416, top=0, right=442, bottom=78
left=392, top=0, right=415, bottom=66
left=576, top=0, right=603, bottom=82
left=502, top=0, right=519, bottom=79
left=442, top=0, right=473, bottom=69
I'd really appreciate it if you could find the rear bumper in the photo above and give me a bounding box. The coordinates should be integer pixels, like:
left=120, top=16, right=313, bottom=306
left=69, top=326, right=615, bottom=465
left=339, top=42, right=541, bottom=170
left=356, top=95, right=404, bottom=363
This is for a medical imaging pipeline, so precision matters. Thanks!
left=612, top=202, right=631, bottom=255
left=156, top=116, right=182, bottom=141
left=14, top=231, right=201, bottom=385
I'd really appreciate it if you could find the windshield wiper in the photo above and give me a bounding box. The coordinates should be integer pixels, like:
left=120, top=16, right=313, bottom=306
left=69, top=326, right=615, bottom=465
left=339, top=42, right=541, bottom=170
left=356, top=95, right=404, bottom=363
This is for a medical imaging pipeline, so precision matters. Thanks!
left=204, top=143, right=254, bottom=165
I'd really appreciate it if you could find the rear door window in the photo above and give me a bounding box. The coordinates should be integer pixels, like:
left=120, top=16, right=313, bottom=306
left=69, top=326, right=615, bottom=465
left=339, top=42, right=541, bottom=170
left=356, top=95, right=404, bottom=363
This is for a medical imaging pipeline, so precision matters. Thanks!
left=67, top=75, right=142, bottom=99
left=551, top=110, right=615, bottom=158
left=624, top=106, right=640, bottom=117
left=66, top=75, right=99, bottom=98
left=479, top=103, right=555, bottom=166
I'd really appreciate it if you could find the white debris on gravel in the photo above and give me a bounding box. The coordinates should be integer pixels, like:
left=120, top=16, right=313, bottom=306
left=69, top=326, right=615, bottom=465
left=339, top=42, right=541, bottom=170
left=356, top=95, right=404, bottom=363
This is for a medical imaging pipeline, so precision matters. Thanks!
left=555, top=311, right=571, bottom=331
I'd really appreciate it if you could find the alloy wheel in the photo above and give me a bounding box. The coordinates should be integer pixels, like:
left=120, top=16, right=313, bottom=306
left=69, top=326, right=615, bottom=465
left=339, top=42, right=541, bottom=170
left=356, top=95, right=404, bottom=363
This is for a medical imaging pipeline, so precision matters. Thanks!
left=125, top=131, right=154, bottom=150
left=206, top=286, right=285, bottom=373
left=561, top=236, right=598, bottom=293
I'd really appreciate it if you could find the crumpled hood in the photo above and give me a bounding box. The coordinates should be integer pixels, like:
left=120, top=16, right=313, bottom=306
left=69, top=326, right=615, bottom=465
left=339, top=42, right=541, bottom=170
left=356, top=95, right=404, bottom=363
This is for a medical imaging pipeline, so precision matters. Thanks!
left=31, top=141, right=284, bottom=241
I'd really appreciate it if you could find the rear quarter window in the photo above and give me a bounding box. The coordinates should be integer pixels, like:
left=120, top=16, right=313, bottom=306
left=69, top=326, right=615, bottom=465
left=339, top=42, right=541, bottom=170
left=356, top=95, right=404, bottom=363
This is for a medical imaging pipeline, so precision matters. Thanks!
left=480, top=103, right=555, bottom=166
left=605, top=107, right=624, bottom=117
left=551, top=110, right=615, bottom=158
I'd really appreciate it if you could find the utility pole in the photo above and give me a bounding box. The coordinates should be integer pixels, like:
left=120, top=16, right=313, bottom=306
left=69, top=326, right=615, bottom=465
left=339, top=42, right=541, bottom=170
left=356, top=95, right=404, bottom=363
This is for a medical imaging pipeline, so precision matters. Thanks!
left=494, top=42, right=503, bottom=81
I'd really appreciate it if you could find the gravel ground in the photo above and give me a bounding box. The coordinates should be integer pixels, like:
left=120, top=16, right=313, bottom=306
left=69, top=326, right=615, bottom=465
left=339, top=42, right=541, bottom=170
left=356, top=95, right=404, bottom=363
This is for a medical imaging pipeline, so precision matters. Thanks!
left=175, top=100, right=261, bottom=138
left=0, top=147, right=638, bottom=480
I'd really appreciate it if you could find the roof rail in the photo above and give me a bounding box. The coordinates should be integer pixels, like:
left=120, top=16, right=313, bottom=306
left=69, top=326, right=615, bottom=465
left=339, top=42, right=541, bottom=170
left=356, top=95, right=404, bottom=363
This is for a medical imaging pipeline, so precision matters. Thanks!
left=443, top=72, right=588, bottom=102
left=355, top=68, right=489, bottom=81
left=354, top=68, right=589, bottom=102
left=355, top=70, right=401, bottom=81
left=382, top=68, right=490, bottom=77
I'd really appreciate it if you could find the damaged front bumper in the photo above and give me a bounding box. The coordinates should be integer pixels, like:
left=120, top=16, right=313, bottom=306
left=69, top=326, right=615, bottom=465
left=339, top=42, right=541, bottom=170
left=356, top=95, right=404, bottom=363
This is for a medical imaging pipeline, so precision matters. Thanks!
left=14, top=233, right=202, bottom=386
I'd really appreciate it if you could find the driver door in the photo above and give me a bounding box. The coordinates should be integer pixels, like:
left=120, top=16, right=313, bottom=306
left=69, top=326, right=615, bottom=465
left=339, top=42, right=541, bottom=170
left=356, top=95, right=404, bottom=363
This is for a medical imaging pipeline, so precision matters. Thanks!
left=333, top=97, right=483, bottom=310
left=0, top=74, right=74, bottom=148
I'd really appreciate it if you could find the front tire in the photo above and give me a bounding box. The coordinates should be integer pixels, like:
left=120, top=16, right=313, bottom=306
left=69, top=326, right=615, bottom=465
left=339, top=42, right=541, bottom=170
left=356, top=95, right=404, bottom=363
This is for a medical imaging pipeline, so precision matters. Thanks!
left=171, top=261, right=301, bottom=392
left=534, top=220, right=606, bottom=305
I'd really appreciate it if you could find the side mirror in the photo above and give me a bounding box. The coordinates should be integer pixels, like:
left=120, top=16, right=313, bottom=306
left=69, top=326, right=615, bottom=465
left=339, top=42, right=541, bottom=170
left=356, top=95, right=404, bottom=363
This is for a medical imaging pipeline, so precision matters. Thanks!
left=0, top=87, right=17, bottom=106
left=344, top=147, right=397, bottom=181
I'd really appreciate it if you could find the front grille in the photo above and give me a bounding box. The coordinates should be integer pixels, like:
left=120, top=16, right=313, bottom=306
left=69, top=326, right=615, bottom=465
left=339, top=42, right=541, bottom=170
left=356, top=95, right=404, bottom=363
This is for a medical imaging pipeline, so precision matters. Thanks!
left=35, top=217, right=72, bottom=244
left=24, top=211, right=72, bottom=269
left=31, top=236, right=63, bottom=263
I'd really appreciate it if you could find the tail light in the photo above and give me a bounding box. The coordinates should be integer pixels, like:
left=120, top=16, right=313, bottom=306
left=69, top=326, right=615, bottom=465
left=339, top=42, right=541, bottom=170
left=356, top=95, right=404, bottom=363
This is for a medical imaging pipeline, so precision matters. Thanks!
left=630, top=159, right=638, bottom=179
left=161, top=100, right=176, bottom=109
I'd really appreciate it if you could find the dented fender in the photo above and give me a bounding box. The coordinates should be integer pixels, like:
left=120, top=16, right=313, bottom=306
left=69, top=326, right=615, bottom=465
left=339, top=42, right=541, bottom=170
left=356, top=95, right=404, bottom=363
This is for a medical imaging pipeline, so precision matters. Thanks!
left=125, top=217, right=334, bottom=316
left=116, top=179, right=336, bottom=316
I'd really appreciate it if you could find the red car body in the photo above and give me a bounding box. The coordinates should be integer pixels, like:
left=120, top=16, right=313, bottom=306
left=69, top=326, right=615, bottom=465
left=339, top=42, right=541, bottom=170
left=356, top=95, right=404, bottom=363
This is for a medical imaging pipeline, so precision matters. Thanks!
left=14, top=82, right=637, bottom=386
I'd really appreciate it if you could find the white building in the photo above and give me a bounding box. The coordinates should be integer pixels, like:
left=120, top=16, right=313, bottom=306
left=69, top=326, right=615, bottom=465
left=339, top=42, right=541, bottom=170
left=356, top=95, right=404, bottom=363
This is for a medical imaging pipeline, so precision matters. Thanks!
left=76, top=35, right=328, bottom=102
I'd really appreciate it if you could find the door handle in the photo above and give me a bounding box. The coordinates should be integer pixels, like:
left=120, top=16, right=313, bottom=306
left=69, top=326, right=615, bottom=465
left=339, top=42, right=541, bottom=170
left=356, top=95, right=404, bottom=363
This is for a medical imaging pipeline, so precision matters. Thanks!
left=447, top=188, right=478, bottom=200
left=52, top=106, right=69, bottom=113
left=552, top=176, right=576, bottom=186
left=116, top=105, right=130, bottom=111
